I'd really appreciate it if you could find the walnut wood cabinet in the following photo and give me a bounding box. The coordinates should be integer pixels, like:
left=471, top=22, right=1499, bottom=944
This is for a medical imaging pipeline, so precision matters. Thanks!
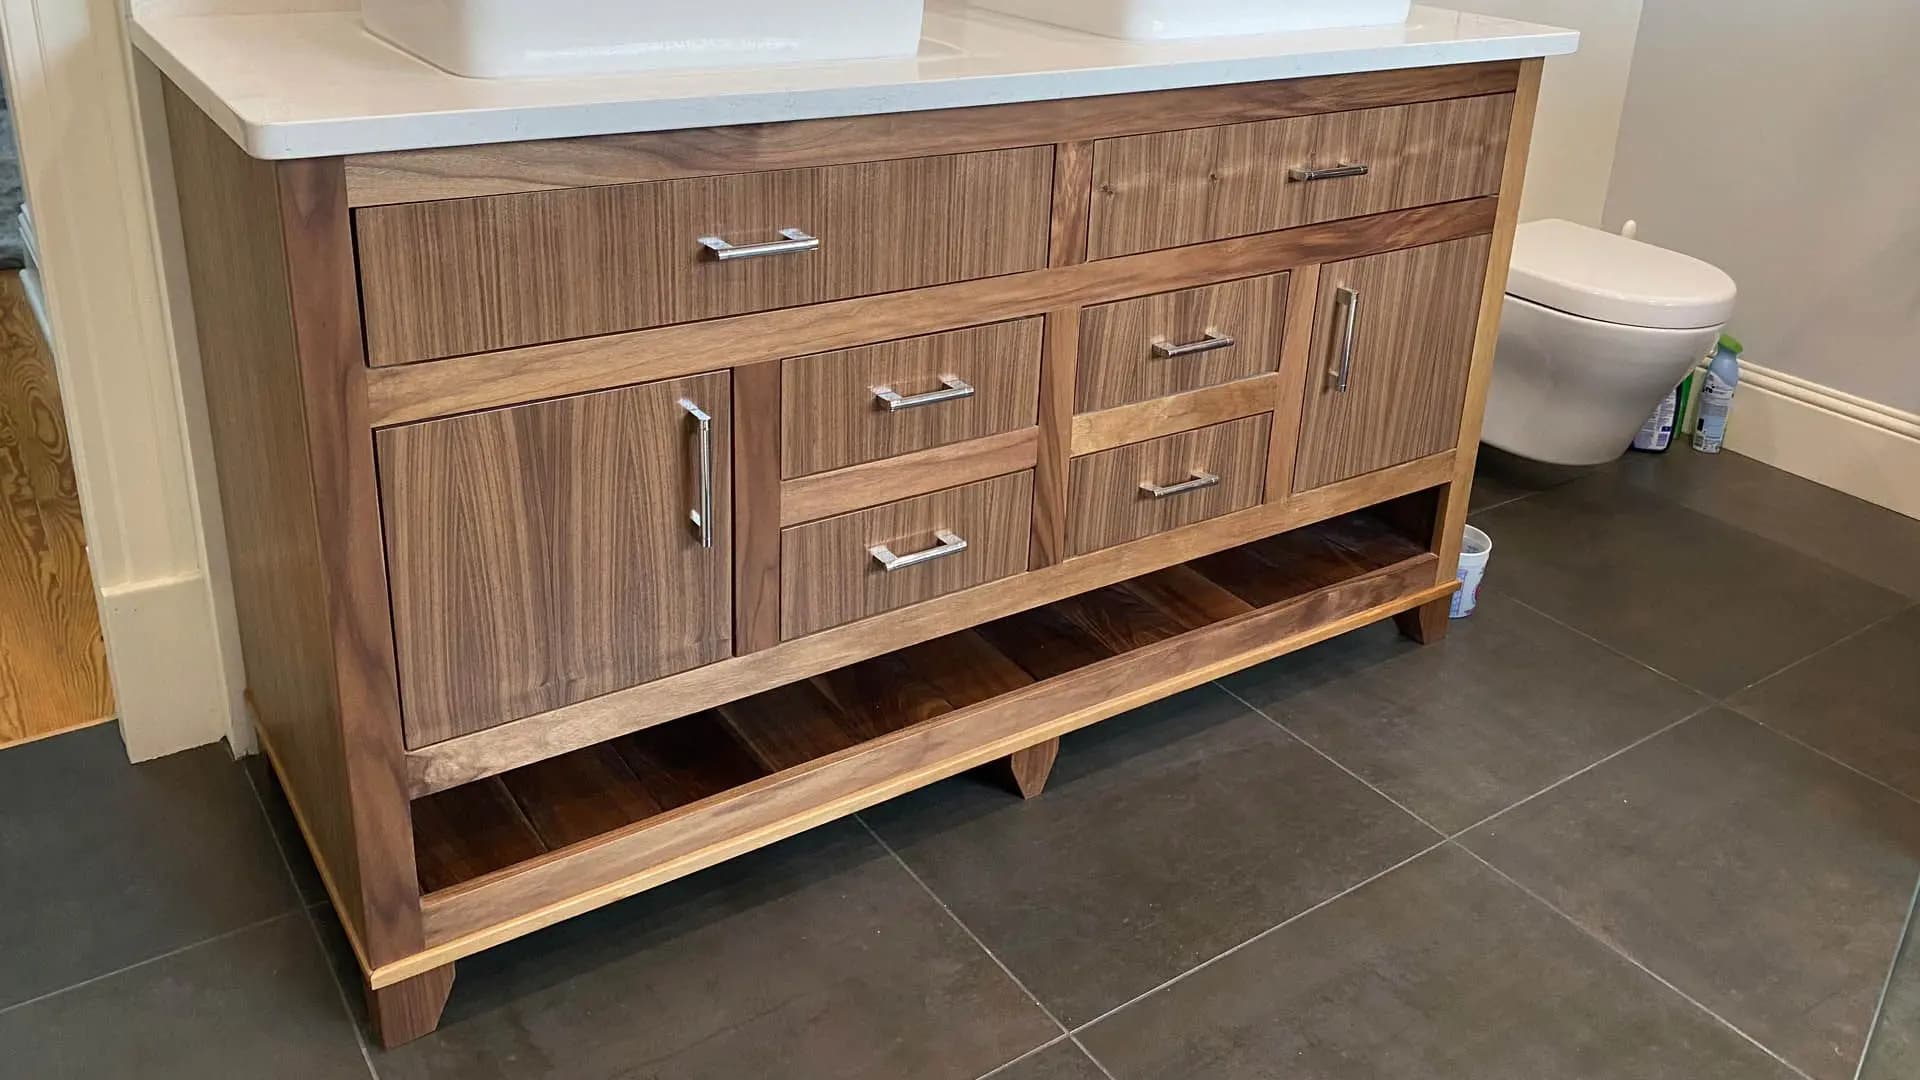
left=162, top=57, right=1542, bottom=1048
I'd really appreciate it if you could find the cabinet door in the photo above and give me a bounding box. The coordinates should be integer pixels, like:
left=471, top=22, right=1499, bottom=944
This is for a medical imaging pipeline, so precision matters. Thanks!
left=1293, top=235, right=1491, bottom=491
left=378, top=372, right=733, bottom=748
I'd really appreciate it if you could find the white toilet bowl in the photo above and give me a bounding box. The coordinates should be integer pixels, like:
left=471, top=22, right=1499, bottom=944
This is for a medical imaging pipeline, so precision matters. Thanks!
left=1483, top=219, right=1736, bottom=466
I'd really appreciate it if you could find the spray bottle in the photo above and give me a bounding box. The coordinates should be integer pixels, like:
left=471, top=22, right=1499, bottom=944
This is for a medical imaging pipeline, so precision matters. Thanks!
left=1692, top=334, right=1743, bottom=453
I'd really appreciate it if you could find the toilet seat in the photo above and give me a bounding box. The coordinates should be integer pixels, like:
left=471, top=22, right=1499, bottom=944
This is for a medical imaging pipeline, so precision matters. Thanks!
left=1507, top=219, right=1737, bottom=330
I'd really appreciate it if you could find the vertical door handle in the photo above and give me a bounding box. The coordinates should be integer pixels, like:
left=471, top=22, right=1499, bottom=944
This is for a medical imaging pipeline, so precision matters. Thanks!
left=1330, top=286, right=1361, bottom=392
left=680, top=399, right=714, bottom=549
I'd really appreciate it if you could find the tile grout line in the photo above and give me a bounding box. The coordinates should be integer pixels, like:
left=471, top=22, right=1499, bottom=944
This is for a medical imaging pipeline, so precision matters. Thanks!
left=1218, top=682, right=1448, bottom=839
left=972, top=1033, right=1073, bottom=1080
left=1495, top=591, right=1710, bottom=698
left=1454, top=842, right=1818, bottom=1080
left=0, top=909, right=301, bottom=1019
left=854, top=815, right=1120, bottom=1080
left=241, top=762, right=382, bottom=1080
left=1719, top=602, right=1918, bottom=705
left=1853, top=872, right=1920, bottom=1080
left=1734, top=709, right=1920, bottom=812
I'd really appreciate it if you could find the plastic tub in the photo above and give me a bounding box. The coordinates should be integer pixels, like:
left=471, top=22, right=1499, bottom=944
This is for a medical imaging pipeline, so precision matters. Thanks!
left=1449, top=525, right=1492, bottom=619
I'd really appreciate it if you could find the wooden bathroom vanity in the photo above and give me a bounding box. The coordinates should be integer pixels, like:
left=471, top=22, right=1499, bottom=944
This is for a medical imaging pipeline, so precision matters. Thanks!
left=144, top=9, right=1560, bottom=1044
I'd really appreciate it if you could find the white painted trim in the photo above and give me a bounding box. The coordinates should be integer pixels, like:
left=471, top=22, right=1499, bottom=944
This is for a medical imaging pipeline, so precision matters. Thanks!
left=1726, top=362, right=1920, bottom=522
left=0, top=0, right=249, bottom=759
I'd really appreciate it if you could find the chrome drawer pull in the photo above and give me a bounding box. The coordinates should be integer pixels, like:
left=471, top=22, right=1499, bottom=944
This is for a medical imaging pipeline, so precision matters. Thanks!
left=697, top=227, right=820, bottom=261
left=1140, top=471, right=1220, bottom=499
left=1287, top=162, right=1370, bottom=182
left=872, top=375, right=975, bottom=412
left=1151, top=332, right=1236, bottom=359
left=869, top=529, right=968, bottom=571
left=679, top=398, right=714, bottom=549
left=1330, top=285, right=1361, bottom=393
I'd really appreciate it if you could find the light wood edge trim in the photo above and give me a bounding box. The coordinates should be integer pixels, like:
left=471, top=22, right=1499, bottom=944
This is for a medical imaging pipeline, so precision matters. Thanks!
left=1266, top=262, right=1323, bottom=502
left=1069, top=373, right=1283, bottom=457
left=342, top=62, right=1522, bottom=207
left=778, top=428, right=1040, bottom=527
left=362, top=199, right=1499, bottom=428
left=371, top=565, right=1452, bottom=984
left=1435, top=58, right=1542, bottom=577
left=401, top=448, right=1454, bottom=796
left=1030, top=308, right=1081, bottom=569
left=251, top=706, right=375, bottom=980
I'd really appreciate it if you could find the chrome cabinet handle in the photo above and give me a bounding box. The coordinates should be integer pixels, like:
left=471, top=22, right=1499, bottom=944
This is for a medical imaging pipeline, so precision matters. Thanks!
left=1139, top=471, right=1221, bottom=499
left=680, top=398, right=714, bottom=549
left=1151, top=332, right=1236, bottom=359
left=697, top=228, right=820, bottom=261
left=872, top=375, right=975, bottom=412
left=1330, top=285, right=1361, bottom=393
left=869, top=529, right=968, bottom=571
left=1288, top=162, right=1370, bottom=182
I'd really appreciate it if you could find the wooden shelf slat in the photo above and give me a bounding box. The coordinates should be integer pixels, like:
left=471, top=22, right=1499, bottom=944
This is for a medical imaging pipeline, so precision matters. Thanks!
left=897, top=629, right=1037, bottom=710
left=717, top=680, right=866, bottom=773
left=498, top=744, right=663, bottom=851
left=611, top=715, right=770, bottom=812
left=411, top=778, right=546, bottom=894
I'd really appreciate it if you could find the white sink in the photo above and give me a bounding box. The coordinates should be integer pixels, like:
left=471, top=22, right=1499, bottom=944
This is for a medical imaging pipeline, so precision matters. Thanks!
left=972, top=0, right=1412, bottom=39
left=362, top=0, right=927, bottom=78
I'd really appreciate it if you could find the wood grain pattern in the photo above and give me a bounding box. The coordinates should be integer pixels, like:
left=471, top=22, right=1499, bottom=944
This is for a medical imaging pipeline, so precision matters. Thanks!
left=780, top=318, right=1041, bottom=478
left=716, top=680, right=876, bottom=773
left=1293, top=234, right=1491, bottom=491
left=1068, top=414, right=1272, bottom=556
left=363, top=199, right=1497, bottom=428
left=1089, top=93, right=1512, bottom=259
left=411, top=778, right=544, bottom=894
left=1030, top=307, right=1080, bottom=570
left=780, top=427, right=1039, bottom=527
left=1075, top=273, right=1289, bottom=412
left=356, top=147, right=1052, bottom=365
left=1006, top=739, right=1060, bottom=799
left=1265, top=262, right=1322, bottom=502
left=732, top=359, right=783, bottom=654
left=498, top=744, right=664, bottom=849
left=163, top=84, right=425, bottom=967
left=896, top=629, right=1036, bottom=709
left=1049, top=140, right=1094, bottom=268
left=409, top=553, right=1446, bottom=961
left=366, top=965, right=454, bottom=1050
left=809, top=651, right=956, bottom=738
left=403, top=450, right=1454, bottom=795
left=1069, top=373, right=1282, bottom=457
left=0, top=272, right=112, bottom=745
left=610, top=714, right=771, bottom=810
left=1121, top=564, right=1255, bottom=628
left=779, top=471, right=1033, bottom=639
left=343, top=62, right=1521, bottom=205
left=975, top=603, right=1119, bottom=682
left=378, top=372, right=734, bottom=745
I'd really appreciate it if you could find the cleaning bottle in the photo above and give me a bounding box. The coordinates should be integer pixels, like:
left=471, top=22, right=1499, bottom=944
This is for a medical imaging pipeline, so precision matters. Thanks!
left=1630, top=381, right=1682, bottom=452
left=1692, top=333, right=1743, bottom=453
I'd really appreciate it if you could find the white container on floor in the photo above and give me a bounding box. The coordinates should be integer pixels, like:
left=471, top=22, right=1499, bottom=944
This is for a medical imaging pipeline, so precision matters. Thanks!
left=1450, top=525, right=1492, bottom=619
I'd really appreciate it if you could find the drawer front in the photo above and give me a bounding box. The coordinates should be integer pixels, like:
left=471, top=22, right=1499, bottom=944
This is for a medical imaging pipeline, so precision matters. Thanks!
left=782, top=319, right=1043, bottom=478
left=1076, top=273, right=1289, bottom=413
left=781, top=472, right=1033, bottom=639
left=1067, top=415, right=1270, bottom=556
left=1087, top=94, right=1511, bottom=259
left=357, top=147, right=1054, bottom=365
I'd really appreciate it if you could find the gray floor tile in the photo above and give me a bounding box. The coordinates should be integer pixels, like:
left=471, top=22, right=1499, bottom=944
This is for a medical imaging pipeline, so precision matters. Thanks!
left=1223, top=591, right=1708, bottom=833
left=1464, top=709, right=1920, bottom=1080
left=1078, top=844, right=1799, bottom=1080
left=990, top=1040, right=1111, bottom=1080
left=862, top=685, right=1438, bottom=1027
left=1469, top=444, right=1598, bottom=513
left=0, top=724, right=300, bottom=1008
left=242, top=753, right=330, bottom=907
left=1472, top=476, right=1909, bottom=698
left=0, top=913, right=370, bottom=1079
left=1729, top=606, right=1920, bottom=801
left=370, top=819, right=1056, bottom=1080
left=1860, top=881, right=1920, bottom=1080
left=1616, top=449, right=1920, bottom=600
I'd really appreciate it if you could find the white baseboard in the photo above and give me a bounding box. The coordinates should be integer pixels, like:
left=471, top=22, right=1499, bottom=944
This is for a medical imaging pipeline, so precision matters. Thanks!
left=96, top=570, right=246, bottom=761
left=1725, top=362, right=1920, bottom=522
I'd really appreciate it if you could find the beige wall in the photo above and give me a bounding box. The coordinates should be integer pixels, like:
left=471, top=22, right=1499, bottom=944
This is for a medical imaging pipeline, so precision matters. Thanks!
left=1456, top=0, right=1643, bottom=226
left=1603, top=0, right=1920, bottom=414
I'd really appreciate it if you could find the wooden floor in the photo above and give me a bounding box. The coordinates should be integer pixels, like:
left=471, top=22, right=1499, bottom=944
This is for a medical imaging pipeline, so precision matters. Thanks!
left=0, top=270, right=112, bottom=746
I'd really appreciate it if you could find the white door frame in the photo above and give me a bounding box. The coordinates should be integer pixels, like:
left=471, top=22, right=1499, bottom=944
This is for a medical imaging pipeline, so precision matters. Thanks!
left=0, top=0, right=247, bottom=759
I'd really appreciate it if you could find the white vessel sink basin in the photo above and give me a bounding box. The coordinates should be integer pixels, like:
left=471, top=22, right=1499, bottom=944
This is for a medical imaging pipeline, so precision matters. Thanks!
left=362, top=0, right=927, bottom=78
left=973, top=0, right=1412, bottom=39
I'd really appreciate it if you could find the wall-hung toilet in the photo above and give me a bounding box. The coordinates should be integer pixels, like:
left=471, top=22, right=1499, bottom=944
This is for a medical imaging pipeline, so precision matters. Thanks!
left=1482, top=219, right=1737, bottom=466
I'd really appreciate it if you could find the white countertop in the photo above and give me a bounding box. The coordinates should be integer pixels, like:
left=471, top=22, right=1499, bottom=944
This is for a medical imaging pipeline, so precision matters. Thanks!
left=131, top=2, right=1577, bottom=160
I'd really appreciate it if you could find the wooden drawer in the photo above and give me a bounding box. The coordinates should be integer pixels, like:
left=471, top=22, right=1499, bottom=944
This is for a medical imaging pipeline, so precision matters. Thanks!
left=780, top=472, right=1032, bottom=639
left=356, top=147, right=1054, bottom=365
left=782, top=319, right=1042, bottom=478
left=1076, top=274, right=1289, bottom=413
left=1067, top=415, right=1270, bottom=556
left=1087, top=94, right=1511, bottom=259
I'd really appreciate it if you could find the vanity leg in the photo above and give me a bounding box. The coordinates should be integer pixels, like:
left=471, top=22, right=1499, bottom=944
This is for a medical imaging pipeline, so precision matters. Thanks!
left=1394, top=597, right=1452, bottom=645
left=1005, top=738, right=1061, bottom=799
left=366, top=963, right=455, bottom=1049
